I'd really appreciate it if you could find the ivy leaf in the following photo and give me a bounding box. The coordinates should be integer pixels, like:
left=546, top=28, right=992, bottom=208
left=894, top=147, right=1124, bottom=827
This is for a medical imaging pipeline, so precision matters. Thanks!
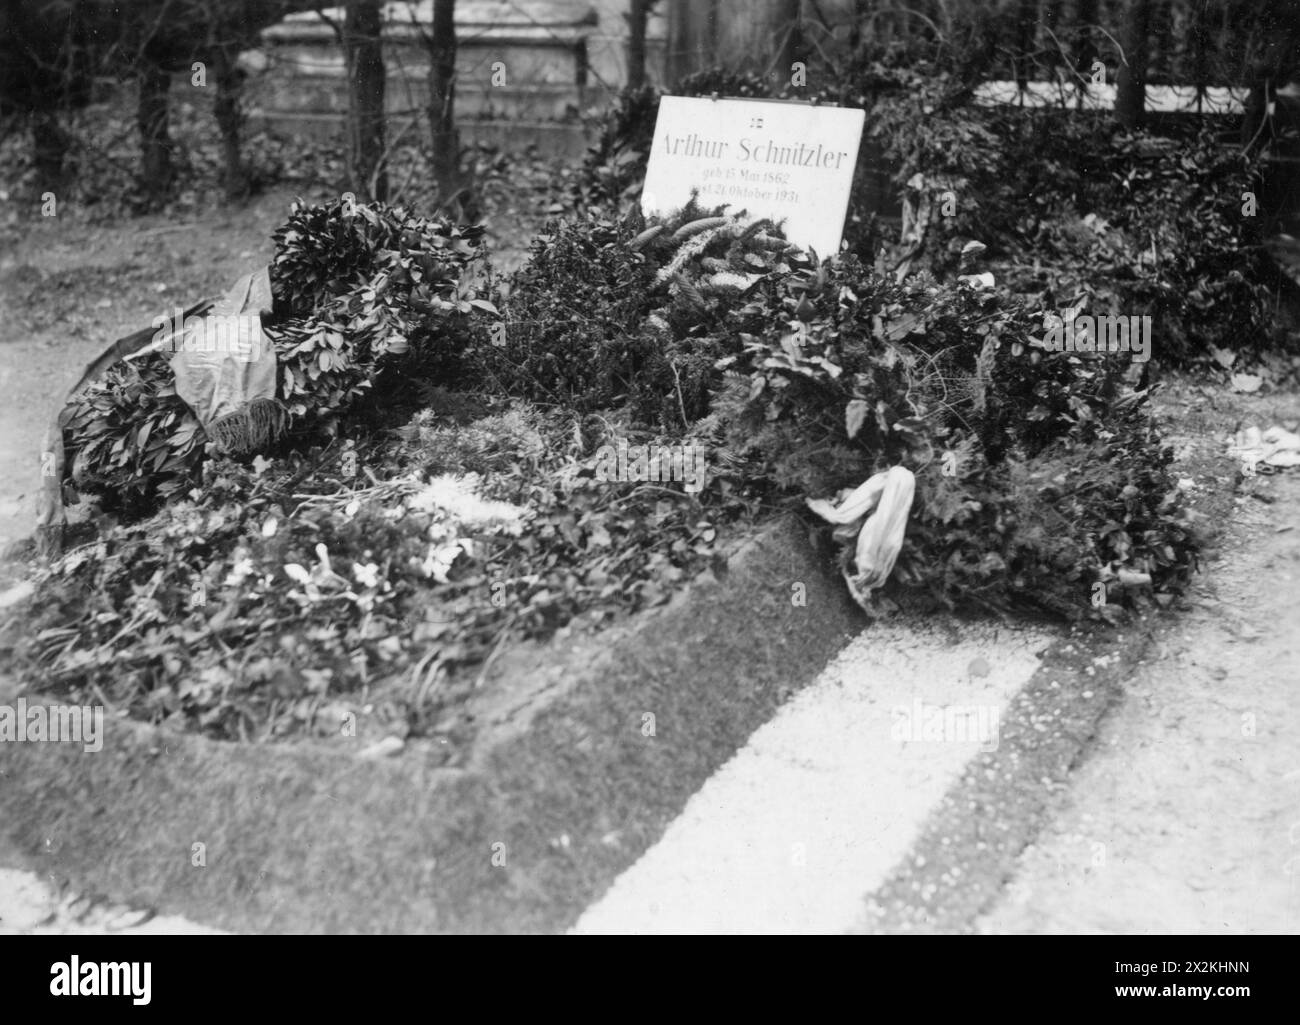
left=283, top=564, right=311, bottom=585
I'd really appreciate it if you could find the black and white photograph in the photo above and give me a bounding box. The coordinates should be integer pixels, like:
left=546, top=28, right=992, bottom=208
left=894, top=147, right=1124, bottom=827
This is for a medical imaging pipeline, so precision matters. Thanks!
left=0, top=0, right=1294, bottom=991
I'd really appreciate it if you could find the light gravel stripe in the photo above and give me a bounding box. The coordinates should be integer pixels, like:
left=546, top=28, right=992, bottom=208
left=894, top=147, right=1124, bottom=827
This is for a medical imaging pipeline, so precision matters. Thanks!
left=572, top=620, right=1053, bottom=935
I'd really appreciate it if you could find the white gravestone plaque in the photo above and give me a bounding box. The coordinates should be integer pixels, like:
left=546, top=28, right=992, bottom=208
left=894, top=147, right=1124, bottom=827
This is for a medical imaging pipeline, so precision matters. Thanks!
left=641, top=96, right=866, bottom=258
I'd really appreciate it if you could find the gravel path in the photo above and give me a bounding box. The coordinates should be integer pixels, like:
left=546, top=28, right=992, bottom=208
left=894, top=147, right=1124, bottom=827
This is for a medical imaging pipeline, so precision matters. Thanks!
left=573, top=620, right=1053, bottom=934
left=977, top=469, right=1300, bottom=934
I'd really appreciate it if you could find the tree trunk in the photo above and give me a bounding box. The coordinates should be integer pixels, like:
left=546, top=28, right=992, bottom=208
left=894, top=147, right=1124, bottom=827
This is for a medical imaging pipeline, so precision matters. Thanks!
left=714, top=0, right=800, bottom=81
left=665, top=0, right=717, bottom=84
left=1242, top=0, right=1300, bottom=151
left=1114, top=0, right=1151, bottom=129
left=1073, top=0, right=1097, bottom=105
left=212, top=48, right=250, bottom=200
left=775, top=0, right=802, bottom=82
left=345, top=0, right=388, bottom=201
left=427, top=0, right=474, bottom=218
left=136, top=61, right=173, bottom=206
left=1042, top=0, right=1063, bottom=88
left=848, top=0, right=871, bottom=55
left=627, top=0, right=649, bottom=89
left=1150, top=0, right=1172, bottom=85
left=1190, top=0, right=1209, bottom=112
left=1013, top=0, right=1038, bottom=96
left=31, top=110, right=70, bottom=189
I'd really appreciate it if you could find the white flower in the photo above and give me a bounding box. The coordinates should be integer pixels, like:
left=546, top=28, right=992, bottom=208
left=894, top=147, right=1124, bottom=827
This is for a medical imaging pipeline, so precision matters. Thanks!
left=421, top=540, right=467, bottom=583
left=406, top=473, right=527, bottom=532
left=352, top=561, right=380, bottom=588
left=225, top=557, right=256, bottom=586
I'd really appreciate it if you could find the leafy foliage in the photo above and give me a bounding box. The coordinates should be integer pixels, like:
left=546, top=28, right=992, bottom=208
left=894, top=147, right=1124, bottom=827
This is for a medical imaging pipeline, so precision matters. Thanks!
left=468, top=195, right=1199, bottom=619
left=468, top=215, right=659, bottom=411
left=572, top=59, right=1285, bottom=366
left=4, top=399, right=730, bottom=744
left=62, top=353, right=206, bottom=518
left=60, top=198, right=491, bottom=517
left=7, top=82, right=1236, bottom=745
left=471, top=197, right=812, bottom=427
left=268, top=197, right=490, bottom=424
left=706, top=258, right=1199, bottom=616
left=863, top=85, right=1279, bottom=362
